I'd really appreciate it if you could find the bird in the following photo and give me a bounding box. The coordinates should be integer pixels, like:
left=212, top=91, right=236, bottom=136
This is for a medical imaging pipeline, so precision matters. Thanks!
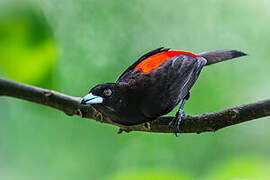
left=81, top=47, right=246, bottom=133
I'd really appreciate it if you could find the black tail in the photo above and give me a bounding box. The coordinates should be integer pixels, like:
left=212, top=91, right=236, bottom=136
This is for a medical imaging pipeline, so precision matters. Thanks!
left=198, top=50, right=247, bottom=66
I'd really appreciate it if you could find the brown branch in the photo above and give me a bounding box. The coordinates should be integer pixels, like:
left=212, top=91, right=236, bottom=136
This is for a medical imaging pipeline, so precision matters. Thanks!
left=0, top=78, right=270, bottom=134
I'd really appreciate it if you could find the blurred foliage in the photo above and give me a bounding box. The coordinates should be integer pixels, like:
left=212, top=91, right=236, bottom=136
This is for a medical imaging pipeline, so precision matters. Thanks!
left=0, top=0, right=270, bottom=180
left=0, top=3, right=56, bottom=87
left=207, top=156, right=270, bottom=180
left=110, top=170, right=191, bottom=180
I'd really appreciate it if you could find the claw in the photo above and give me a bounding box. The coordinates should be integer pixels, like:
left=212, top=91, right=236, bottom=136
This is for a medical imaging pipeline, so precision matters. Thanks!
left=168, top=97, right=188, bottom=137
left=169, top=109, right=186, bottom=136
left=176, top=109, right=185, bottom=131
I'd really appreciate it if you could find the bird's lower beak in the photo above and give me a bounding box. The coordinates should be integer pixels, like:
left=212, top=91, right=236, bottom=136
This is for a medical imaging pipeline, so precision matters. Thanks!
left=81, top=93, right=103, bottom=104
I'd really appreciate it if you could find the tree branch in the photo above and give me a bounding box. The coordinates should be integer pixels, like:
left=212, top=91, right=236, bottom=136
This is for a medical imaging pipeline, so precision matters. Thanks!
left=1, top=78, right=270, bottom=134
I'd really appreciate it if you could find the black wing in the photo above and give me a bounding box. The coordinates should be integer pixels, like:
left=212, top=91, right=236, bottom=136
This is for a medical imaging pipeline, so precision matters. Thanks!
left=117, top=47, right=170, bottom=83
left=139, top=55, right=207, bottom=118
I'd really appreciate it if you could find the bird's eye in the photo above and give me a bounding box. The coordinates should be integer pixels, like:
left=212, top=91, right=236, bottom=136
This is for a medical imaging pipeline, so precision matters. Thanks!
left=103, top=89, right=112, bottom=97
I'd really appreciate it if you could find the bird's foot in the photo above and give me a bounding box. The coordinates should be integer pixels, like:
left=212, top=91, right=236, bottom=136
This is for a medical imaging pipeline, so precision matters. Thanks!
left=168, top=109, right=185, bottom=136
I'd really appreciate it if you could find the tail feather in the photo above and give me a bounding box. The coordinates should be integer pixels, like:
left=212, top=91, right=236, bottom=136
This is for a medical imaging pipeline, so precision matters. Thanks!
left=198, top=50, right=247, bottom=66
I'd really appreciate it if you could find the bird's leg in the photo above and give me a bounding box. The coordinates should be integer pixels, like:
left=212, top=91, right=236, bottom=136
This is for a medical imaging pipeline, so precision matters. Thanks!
left=175, top=98, right=187, bottom=130
left=169, top=93, right=190, bottom=136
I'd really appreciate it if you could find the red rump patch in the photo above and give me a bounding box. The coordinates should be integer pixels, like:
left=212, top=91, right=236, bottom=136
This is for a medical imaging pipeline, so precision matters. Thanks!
left=134, top=51, right=199, bottom=74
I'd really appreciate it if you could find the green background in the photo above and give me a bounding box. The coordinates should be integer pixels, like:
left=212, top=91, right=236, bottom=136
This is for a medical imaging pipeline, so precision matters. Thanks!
left=0, top=0, right=270, bottom=179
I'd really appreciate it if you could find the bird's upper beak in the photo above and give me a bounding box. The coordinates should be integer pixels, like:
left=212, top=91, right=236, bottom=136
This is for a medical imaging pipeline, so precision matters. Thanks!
left=81, top=93, right=103, bottom=104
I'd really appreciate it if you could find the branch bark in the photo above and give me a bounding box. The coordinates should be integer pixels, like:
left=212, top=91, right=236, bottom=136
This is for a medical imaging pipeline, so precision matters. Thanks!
left=1, top=78, right=270, bottom=134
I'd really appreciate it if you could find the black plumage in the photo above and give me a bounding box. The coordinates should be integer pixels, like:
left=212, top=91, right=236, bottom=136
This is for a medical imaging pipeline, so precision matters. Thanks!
left=81, top=47, right=246, bottom=129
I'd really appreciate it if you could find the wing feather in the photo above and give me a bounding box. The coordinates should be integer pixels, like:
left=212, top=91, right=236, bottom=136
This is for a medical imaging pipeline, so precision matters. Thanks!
left=139, top=55, right=206, bottom=118
left=117, top=47, right=170, bottom=83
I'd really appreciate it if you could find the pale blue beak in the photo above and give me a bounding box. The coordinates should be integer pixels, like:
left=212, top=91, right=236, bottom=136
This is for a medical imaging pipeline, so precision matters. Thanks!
left=81, top=93, right=103, bottom=104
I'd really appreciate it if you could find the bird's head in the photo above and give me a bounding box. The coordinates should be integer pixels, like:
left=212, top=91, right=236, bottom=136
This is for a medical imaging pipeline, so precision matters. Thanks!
left=81, top=83, right=117, bottom=105
left=81, top=82, right=133, bottom=112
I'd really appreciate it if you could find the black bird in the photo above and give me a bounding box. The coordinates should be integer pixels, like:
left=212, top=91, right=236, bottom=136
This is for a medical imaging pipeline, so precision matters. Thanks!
left=81, top=47, right=246, bottom=133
